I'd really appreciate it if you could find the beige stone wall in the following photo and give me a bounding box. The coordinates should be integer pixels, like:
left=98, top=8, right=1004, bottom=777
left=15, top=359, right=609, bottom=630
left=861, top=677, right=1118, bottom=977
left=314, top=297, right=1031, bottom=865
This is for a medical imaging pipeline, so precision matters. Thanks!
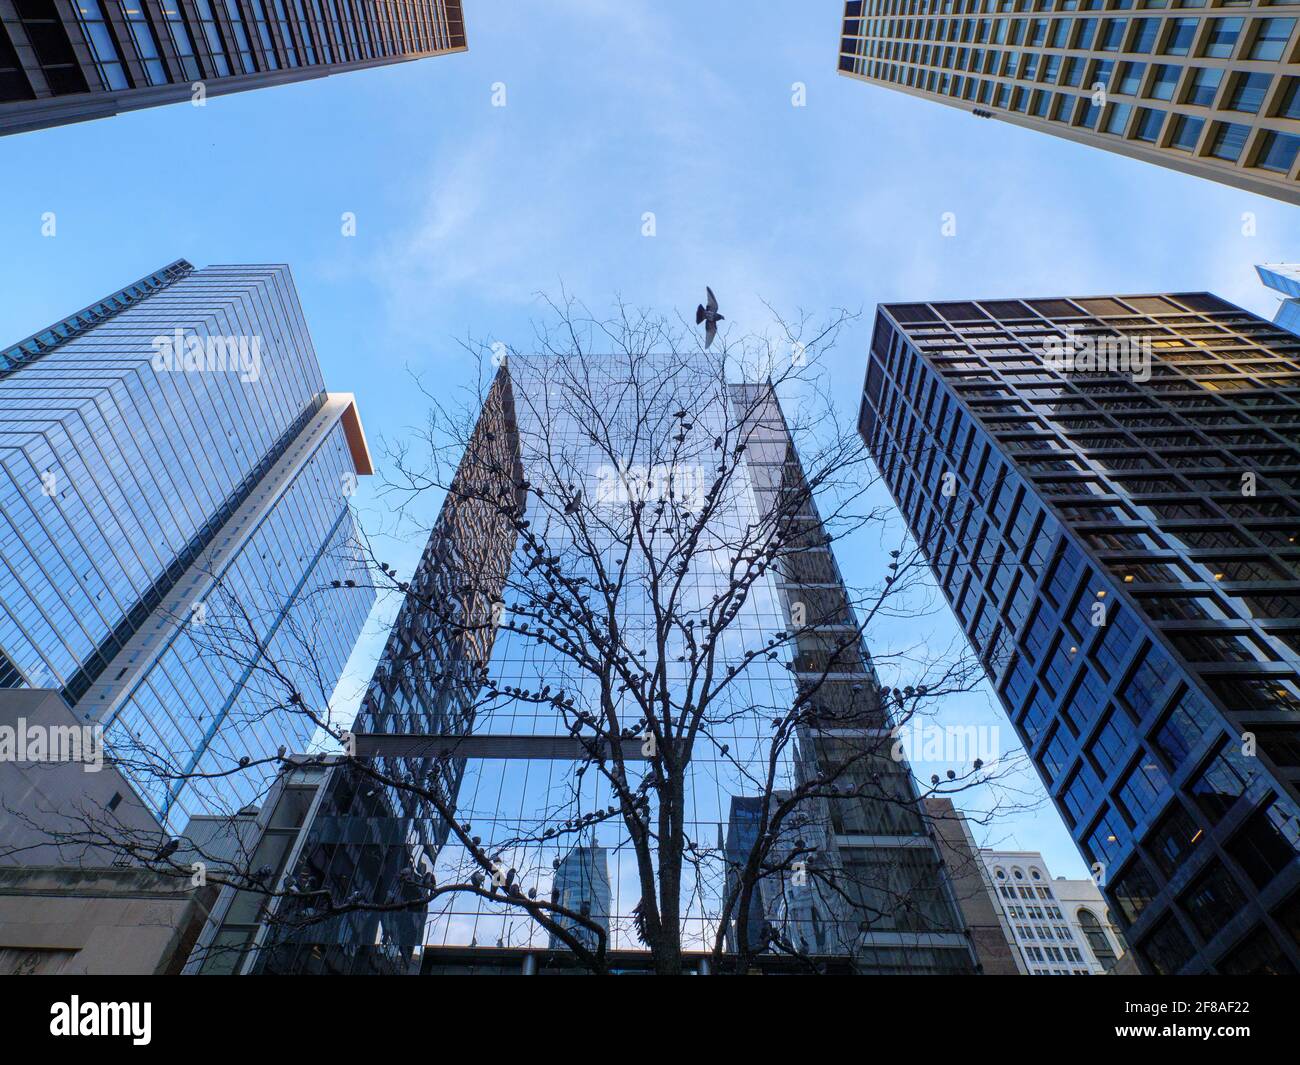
left=0, top=866, right=209, bottom=975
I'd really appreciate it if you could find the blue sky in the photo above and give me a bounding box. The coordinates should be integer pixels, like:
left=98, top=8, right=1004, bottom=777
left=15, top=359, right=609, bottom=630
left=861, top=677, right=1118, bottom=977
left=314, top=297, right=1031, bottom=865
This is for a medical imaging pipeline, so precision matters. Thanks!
left=3, top=0, right=1299, bottom=875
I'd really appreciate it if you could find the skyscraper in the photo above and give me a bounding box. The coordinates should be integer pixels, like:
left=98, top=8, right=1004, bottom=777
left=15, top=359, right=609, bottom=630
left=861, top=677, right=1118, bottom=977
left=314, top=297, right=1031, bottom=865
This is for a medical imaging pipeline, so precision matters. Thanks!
left=217, top=354, right=977, bottom=975
left=0, top=259, right=375, bottom=833
left=1257, top=262, right=1300, bottom=335
left=216, top=366, right=520, bottom=975
left=859, top=290, right=1300, bottom=974
left=838, top=1, right=1300, bottom=204
left=0, top=0, right=466, bottom=136
left=548, top=844, right=611, bottom=951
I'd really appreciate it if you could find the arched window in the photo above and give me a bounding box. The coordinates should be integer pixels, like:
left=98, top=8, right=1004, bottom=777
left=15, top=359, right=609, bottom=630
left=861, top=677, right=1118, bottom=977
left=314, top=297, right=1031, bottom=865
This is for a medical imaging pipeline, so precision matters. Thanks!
left=1077, top=907, right=1117, bottom=969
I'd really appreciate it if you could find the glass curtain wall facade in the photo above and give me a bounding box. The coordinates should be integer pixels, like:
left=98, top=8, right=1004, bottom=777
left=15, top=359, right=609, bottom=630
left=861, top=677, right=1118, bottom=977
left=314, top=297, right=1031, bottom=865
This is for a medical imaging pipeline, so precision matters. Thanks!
left=237, top=355, right=976, bottom=975
left=859, top=291, right=1300, bottom=974
left=1258, top=262, right=1300, bottom=335
left=729, top=380, right=975, bottom=971
left=0, top=260, right=374, bottom=830
left=0, top=0, right=466, bottom=135
left=241, top=365, right=522, bottom=975
left=838, top=0, right=1300, bottom=204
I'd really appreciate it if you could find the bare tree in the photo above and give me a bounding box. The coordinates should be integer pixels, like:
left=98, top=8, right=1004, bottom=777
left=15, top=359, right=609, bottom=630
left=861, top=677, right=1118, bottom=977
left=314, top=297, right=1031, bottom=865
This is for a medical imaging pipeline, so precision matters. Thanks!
left=1, top=295, right=1039, bottom=977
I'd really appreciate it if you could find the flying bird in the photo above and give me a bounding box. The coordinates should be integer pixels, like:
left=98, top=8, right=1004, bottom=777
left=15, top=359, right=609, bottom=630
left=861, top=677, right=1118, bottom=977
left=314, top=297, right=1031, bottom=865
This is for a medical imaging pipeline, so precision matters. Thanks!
left=695, top=287, right=724, bottom=349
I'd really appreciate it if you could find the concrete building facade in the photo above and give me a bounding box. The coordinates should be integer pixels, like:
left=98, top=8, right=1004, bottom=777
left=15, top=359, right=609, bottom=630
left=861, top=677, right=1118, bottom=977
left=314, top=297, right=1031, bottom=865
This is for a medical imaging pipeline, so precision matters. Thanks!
left=839, top=1, right=1300, bottom=204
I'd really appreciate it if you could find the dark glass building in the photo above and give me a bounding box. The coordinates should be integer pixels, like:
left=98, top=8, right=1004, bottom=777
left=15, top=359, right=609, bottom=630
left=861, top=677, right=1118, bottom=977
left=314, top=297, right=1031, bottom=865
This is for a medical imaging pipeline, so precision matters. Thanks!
left=0, top=0, right=466, bottom=135
left=859, top=290, right=1300, bottom=974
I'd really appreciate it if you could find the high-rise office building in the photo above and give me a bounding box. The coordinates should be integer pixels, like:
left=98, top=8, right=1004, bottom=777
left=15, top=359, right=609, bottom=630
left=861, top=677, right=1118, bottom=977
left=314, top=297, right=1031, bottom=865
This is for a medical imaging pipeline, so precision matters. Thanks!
left=982, top=848, right=1127, bottom=973
left=0, top=0, right=466, bottom=136
left=209, top=356, right=977, bottom=975
left=198, top=365, right=520, bottom=974
left=1258, top=262, right=1300, bottom=335
left=838, top=1, right=1300, bottom=204
left=0, top=259, right=375, bottom=833
left=548, top=844, right=611, bottom=951
left=859, top=289, right=1300, bottom=974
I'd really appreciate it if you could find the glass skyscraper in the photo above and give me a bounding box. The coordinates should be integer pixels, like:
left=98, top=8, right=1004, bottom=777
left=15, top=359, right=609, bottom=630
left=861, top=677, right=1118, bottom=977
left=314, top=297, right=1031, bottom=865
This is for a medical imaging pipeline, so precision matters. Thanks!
left=0, top=259, right=375, bottom=831
left=838, top=0, right=1300, bottom=204
left=1258, top=262, right=1300, bottom=336
left=548, top=844, right=611, bottom=951
left=218, top=355, right=977, bottom=975
left=0, top=0, right=466, bottom=136
left=859, top=290, right=1300, bottom=974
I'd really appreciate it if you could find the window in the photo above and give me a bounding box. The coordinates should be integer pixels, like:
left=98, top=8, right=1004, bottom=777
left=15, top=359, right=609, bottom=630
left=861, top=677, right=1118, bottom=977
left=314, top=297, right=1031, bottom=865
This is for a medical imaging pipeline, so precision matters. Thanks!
left=1093, top=609, right=1138, bottom=678
left=1180, top=862, right=1246, bottom=940
left=1045, top=546, right=1083, bottom=608
left=1191, top=744, right=1254, bottom=823
left=1064, top=762, right=1104, bottom=823
left=1130, top=18, right=1159, bottom=52
left=1086, top=805, right=1128, bottom=867
left=1275, top=77, right=1300, bottom=119
left=114, top=0, right=169, bottom=85
left=1162, top=17, right=1197, bottom=54
left=1200, top=17, right=1243, bottom=57
left=1208, top=121, right=1250, bottom=161
left=1148, top=803, right=1203, bottom=877
left=1146, top=64, right=1178, bottom=100
left=1122, top=649, right=1178, bottom=717
left=1248, top=17, right=1295, bottom=61
left=1254, top=130, right=1300, bottom=172
left=1141, top=914, right=1195, bottom=975
left=1112, top=858, right=1158, bottom=924
left=1219, top=926, right=1298, bottom=975
left=1100, top=18, right=1127, bottom=50
left=1153, top=690, right=1219, bottom=768
left=1044, top=728, right=1073, bottom=783
left=1227, top=800, right=1300, bottom=888
left=1077, top=908, right=1117, bottom=967
left=1089, top=59, right=1115, bottom=90
left=1169, top=114, right=1205, bottom=150
left=1117, top=61, right=1146, bottom=94
left=1091, top=709, right=1135, bottom=770
left=1044, top=634, right=1080, bottom=695
left=1184, top=67, right=1223, bottom=106
left=1118, top=754, right=1169, bottom=826
left=1226, top=72, right=1271, bottom=113
left=71, top=0, right=130, bottom=90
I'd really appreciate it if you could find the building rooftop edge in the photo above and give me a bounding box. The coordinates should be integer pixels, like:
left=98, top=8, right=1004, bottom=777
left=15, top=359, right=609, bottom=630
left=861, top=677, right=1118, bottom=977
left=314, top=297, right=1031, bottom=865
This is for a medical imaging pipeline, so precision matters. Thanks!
left=330, top=392, right=374, bottom=476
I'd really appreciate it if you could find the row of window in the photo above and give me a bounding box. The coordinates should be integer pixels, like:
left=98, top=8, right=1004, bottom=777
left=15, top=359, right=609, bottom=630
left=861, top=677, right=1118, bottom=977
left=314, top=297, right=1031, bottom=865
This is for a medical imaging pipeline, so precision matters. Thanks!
left=848, top=55, right=1300, bottom=173
left=847, top=11, right=1296, bottom=65
left=48, top=0, right=453, bottom=95
left=852, top=0, right=1300, bottom=16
